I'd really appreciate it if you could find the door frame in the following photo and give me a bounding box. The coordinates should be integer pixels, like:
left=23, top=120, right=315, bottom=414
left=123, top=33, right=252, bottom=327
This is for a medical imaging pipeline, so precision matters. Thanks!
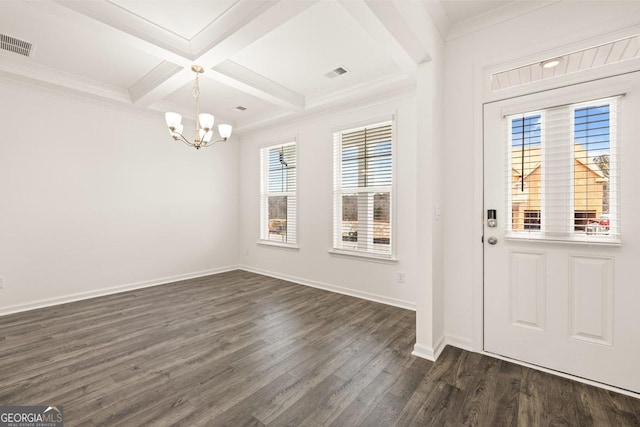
left=473, top=26, right=640, bottom=399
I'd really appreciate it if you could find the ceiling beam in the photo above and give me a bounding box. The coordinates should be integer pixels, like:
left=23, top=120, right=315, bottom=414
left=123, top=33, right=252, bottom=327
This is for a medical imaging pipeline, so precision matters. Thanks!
left=133, top=0, right=316, bottom=108
left=362, top=0, right=431, bottom=65
left=30, top=0, right=315, bottom=110
left=208, top=61, right=304, bottom=111
left=338, top=0, right=420, bottom=73
left=27, top=0, right=192, bottom=67
left=130, top=67, right=196, bottom=108
left=193, top=0, right=316, bottom=65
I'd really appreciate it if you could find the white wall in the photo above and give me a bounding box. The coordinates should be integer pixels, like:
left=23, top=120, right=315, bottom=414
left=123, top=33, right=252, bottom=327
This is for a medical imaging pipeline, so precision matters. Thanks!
left=0, top=79, right=240, bottom=314
left=443, top=1, right=640, bottom=350
left=238, top=93, right=418, bottom=309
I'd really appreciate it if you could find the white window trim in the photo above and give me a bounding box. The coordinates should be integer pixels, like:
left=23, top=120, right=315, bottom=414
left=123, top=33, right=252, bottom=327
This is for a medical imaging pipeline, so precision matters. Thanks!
left=332, top=115, right=397, bottom=259
left=327, top=248, right=398, bottom=263
left=259, top=139, right=299, bottom=248
left=257, top=240, right=300, bottom=250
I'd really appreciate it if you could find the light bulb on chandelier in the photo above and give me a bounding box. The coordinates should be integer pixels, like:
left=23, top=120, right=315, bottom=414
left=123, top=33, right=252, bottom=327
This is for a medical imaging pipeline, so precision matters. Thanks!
left=165, top=65, right=233, bottom=149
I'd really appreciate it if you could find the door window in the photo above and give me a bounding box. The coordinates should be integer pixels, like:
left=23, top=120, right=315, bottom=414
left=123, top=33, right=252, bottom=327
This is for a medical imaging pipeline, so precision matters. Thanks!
left=507, top=97, right=619, bottom=243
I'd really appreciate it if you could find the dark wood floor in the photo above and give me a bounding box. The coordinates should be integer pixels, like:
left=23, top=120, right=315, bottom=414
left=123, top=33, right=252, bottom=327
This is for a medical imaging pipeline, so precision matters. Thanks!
left=0, top=270, right=638, bottom=426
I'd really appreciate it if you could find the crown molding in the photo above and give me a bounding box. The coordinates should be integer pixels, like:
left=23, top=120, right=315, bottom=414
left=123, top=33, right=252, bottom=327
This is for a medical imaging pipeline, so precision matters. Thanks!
left=0, top=52, right=131, bottom=103
left=236, top=80, right=415, bottom=135
left=446, top=1, right=559, bottom=41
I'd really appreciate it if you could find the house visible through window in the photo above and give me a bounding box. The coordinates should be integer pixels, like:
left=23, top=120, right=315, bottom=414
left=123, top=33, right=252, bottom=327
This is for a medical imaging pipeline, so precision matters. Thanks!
left=260, top=142, right=297, bottom=245
left=510, top=114, right=542, bottom=231
left=574, top=210, right=596, bottom=232
left=574, top=104, right=611, bottom=235
left=333, top=121, right=393, bottom=256
left=507, top=97, right=618, bottom=242
left=524, top=210, right=541, bottom=230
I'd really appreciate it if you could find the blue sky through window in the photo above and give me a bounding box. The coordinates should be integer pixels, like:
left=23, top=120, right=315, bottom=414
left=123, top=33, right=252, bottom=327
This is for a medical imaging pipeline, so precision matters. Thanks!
left=341, top=140, right=392, bottom=188
left=511, top=114, right=541, bottom=147
left=574, top=105, right=610, bottom=157
left=268, top=145, right=296, bottom=193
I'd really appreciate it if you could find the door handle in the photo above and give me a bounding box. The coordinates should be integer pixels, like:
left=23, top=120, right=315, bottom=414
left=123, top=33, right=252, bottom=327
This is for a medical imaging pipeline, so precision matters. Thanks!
left=487, top=236, right=498, bottom=245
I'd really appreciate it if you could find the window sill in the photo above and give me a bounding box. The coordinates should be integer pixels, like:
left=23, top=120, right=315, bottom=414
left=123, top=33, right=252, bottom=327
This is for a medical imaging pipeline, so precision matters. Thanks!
left=328, top=249, right=398, bottom=264
left=257, top=240, right=300, bottom=250
left=504, top=235, right=622, bottom=247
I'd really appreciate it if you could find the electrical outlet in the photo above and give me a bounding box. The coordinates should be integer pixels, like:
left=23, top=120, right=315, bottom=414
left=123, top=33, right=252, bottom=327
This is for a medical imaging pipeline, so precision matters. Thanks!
left=396, top=272, right=405, bottom=283
left=0, top=276, right=4, bottom=289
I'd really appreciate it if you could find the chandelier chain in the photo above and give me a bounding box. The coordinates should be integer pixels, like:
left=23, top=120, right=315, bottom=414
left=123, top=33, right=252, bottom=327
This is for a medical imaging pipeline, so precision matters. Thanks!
left=191, top=72, right=200, bottom=98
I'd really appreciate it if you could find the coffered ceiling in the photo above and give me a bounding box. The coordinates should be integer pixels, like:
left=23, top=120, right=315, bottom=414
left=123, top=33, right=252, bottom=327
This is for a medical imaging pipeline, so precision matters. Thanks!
left=0, top=0, right=530, bottom=134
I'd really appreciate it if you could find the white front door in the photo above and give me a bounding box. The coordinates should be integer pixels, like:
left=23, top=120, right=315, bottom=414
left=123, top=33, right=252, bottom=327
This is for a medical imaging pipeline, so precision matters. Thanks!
left=484, top=72, right=640, bottom=394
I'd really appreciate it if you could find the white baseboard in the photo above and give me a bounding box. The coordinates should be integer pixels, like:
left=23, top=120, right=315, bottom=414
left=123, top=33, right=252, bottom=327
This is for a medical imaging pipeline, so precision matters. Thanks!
left=0, top=265, right=240, bottom=317
left=433, top=335, right=447, bottom=359
left=412, top=343, right=436, bottom=361
left=239, top=265, right=416, bottom=311
left=445, top=334, right=475, bottom=352
left=411, top=334, right=446, bottom=362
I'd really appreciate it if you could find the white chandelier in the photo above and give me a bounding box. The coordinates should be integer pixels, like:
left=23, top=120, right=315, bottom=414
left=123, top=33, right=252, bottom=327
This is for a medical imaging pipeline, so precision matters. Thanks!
left=164, top=65, right=232, bottom=150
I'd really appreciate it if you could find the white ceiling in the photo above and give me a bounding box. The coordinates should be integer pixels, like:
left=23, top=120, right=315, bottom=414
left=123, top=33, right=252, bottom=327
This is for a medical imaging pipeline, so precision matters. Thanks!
left=440, top=1, right=512, bottom=25
left=107, top=0, right=240, bottom=40
left=0, top=0, right=528, bottom=135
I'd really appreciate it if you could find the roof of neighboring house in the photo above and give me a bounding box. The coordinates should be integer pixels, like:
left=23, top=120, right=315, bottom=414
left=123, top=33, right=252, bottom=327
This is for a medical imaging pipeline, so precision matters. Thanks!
left=511, top=144, right=606, bottom=180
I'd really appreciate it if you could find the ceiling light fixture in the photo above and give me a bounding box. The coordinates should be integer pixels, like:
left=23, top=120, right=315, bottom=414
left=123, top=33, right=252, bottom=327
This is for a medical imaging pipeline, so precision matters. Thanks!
left=540, top=58, right=562, bottom=68
left=165, top=65, right=232, bottom=150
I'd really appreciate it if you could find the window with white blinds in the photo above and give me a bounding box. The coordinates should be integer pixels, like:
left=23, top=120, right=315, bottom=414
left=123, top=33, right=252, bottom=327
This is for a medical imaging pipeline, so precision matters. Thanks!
left=507, top=97, right=619, bottom=243
left=260, top=142, right=297, bottom=245
left=333, top=121, right=393, bottom=256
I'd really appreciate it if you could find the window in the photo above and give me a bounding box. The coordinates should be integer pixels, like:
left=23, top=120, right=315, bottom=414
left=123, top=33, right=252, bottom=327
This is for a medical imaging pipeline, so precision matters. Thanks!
left=260, top=142, right=297, bottom=245
left=507, top=97, right=619, bottom=242
left=333, top=121, right=394, bottom=256
left=510, top=114, right=542, bottom=231
left=574, top=210, right=596, bottom=232
left=524, top=210, right=541, bottom=230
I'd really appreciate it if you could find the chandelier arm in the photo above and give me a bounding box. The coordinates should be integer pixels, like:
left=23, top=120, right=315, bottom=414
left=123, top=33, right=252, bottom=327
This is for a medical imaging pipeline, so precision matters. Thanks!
left=180, top=138, right=196, bottom=148
left=173, top=131, right=195, bottom=148
left=200, top=137, right=229, bottom=148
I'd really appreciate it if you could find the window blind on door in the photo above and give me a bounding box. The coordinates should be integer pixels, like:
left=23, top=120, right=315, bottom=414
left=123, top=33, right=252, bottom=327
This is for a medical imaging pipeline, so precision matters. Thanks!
left=506, top=97, right=619, bottom=243
left=260, top=142, right=297, bottom=244
left=333, top=121, right=393, bottom=255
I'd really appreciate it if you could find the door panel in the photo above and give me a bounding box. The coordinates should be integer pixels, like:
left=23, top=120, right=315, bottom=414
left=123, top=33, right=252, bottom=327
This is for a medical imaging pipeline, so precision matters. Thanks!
left=484, top=72, right=640, bottom=393
left=509, top=250, right=546, bottom=331
left=569, top=255, right=614, bottom=345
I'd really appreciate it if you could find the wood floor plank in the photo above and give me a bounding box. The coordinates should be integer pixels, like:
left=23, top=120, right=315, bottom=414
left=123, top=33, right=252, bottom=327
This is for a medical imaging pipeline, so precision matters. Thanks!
left=485, top=360, right=522, bottom=427
left=301, top=327, right=417, bottom=426
left=455, top=355, right=501, bottom=426
left=572, top=381, right=611, bottom=426
left=1, top=270, right=638, bottom=427
left=409, top=381, right=466, bottom=427
left=517, top=368, right=550, bottom=427
left=547, top=374, right=580, bottom=426
left=598, top=388, right=640, bottom=426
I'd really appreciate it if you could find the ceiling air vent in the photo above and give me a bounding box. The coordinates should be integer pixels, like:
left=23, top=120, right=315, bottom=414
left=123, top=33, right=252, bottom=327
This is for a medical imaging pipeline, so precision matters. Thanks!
left=325, top=66, right=348, bottom=79
left=0, top=34, right=32, bottom=57
left=234, top=106, right=247, bottom=111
